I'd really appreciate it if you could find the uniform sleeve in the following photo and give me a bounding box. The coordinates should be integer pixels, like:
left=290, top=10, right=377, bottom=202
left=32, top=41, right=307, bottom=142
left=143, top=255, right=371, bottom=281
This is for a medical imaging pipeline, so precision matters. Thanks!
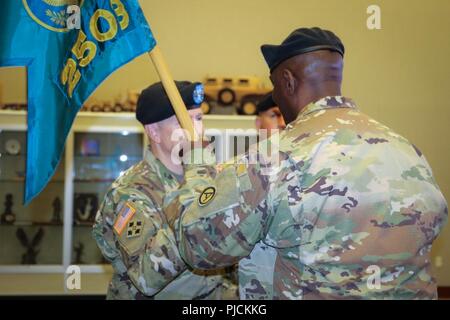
left=166, top=146, right=290, bottom=270
left=93, top=188, right=187, bottom=297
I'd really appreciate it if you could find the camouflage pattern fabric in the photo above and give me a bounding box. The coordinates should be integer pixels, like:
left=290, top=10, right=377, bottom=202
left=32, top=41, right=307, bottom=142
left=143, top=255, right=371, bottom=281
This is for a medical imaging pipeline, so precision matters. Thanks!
left=92, top=149, right=238, bottom=300
left=167, top=96, right=448, bottom=300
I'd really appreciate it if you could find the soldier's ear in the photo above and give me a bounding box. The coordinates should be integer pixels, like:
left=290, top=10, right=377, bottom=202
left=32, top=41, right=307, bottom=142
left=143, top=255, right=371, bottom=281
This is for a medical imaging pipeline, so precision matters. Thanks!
left=282, top=69, right=297, bottom=96
left=144, top=123, right=161, bottom=144
left=255, top=117, right=262, bottom=129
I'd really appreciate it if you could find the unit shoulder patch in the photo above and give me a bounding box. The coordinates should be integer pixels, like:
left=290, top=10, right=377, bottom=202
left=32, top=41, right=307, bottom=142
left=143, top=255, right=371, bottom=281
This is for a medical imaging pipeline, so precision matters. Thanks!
left=198, top=187, right=216, bottom=206
left=126, top=220, right=143, bottom=238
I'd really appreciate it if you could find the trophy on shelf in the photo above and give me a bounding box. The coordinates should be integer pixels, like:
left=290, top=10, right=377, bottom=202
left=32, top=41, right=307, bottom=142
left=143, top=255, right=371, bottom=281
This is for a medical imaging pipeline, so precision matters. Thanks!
left=80, top=93, right=131, bottom=113
left=73, top=242, right=85, bottom=264
left=73, top=193, right=98, bottom=225
left=1, top=194, right=16, bottom=225
left=51, top=197, right=63, bottom=225
left=16, top=227, right=44, bottom=265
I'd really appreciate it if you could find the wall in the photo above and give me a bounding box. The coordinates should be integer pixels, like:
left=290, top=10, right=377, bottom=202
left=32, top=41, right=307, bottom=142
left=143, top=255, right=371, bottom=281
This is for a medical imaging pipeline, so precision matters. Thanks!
left=0, top=0, right=449, bottom=284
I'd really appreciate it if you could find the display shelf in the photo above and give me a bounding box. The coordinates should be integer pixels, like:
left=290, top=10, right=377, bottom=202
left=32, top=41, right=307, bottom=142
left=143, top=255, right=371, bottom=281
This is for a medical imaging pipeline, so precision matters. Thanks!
left=74, top=155, right=142, bottom=158
left=0, top=109, right=256, bottom=129
left=73, top=224, right=95, bottom=228
left=73, top=179, right=115, bottom=183
left=0, top=221, right=64, bottom=227
left=0, top=179, right=64, bottom=183
left=0, top=178, right=26, bottom=182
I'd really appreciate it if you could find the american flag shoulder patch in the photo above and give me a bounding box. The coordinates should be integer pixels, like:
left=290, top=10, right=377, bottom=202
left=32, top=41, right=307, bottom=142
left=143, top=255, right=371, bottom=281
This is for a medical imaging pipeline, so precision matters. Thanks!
left=113, top=202, right=136, bottom=236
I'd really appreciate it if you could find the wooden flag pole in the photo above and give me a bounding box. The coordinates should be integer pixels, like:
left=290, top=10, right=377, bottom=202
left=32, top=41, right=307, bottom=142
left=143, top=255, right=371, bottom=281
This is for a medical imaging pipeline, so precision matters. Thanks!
left=149, top=45, right=198, bottom=141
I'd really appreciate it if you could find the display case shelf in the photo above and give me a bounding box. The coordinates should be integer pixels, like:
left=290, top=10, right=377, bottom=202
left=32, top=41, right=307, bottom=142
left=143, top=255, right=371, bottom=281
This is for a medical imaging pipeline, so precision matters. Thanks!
left=73, top=224, right=96, bottom=228
left=0, top=179, right=65, bottom=183
left=73, top=179, right=116, bottom=183
left=73, top=155, right=142, bottom=159
left=0, top=222, right=64, bottom=227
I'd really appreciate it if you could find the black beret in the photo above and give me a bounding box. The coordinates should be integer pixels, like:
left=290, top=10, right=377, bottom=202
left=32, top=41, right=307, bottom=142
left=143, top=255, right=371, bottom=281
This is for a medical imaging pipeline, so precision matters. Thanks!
left=261, top=27, right=345, bottom=73
left=256, top=92, right=277, bottom=113
left=136, top=81, right=204, bottom=125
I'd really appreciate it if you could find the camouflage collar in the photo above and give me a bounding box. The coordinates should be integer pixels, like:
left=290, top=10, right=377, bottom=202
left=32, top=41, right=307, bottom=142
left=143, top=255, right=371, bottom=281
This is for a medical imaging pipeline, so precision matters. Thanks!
left=144, top=147, right=184, bottom=186
left=298, top=96, right=358, bottom=118
left=144, top=147, right=160, bottom=171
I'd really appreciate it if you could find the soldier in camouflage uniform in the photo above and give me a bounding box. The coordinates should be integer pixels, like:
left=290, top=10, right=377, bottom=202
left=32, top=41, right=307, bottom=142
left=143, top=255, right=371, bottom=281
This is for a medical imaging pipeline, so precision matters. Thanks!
left=92, top=81, right=238, bottom=300
left=165, top=28, right=448, bottom=299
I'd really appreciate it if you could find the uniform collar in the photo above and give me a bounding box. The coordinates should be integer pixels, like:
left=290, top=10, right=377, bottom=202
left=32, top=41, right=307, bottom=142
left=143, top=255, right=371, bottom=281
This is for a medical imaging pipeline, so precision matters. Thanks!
left=297, top=96, right=358, bottom=119
left=144, top=147, right=159, bottom=171
left=143, top=147, right=184, bottom=187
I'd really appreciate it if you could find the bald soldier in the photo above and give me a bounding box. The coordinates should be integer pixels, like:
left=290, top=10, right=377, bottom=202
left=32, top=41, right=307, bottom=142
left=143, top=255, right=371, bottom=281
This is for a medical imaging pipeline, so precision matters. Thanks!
left=165, top=28, right=448, bottom=299
left=92, top=81, right=237, bottom=300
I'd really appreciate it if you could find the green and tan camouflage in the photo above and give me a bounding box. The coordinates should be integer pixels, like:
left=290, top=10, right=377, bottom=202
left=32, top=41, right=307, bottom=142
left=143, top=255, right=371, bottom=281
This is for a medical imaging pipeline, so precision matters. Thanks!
left=92, top=149, right=238, bottom=300
left=167, top=96, right=448, bottom=300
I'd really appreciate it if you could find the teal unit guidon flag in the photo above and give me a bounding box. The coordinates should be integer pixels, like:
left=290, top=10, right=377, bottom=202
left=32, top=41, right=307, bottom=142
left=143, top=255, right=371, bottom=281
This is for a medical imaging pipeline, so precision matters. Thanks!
left=0, top=0, right=156, bottom=204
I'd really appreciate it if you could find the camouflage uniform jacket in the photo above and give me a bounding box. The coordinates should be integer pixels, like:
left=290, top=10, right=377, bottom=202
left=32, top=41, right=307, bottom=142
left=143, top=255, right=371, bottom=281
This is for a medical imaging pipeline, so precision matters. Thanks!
left=92, top=149, right=238, bottom=300
left=168, top=96, right=448, bottom=300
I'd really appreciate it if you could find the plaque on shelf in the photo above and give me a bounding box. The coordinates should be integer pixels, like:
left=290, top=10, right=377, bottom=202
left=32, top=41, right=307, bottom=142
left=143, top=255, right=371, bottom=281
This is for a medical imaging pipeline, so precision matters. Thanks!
left=51, top=197, right=63, bottom=225
left=1, top=194, right=16, bottom=225
left=80, top=138, right=100, bottom=156
left=16, top=227, right=44, bottom=265
left=5, top=139, right=21, bottom=155
left=73, top=193, right=98, bottom=225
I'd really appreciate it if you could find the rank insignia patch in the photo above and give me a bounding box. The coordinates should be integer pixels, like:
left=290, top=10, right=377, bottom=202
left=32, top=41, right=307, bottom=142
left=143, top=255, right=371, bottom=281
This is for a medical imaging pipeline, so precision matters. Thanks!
left=127, top=220, right=143, bottom=238
left=198, top=186, right=216, bottom=206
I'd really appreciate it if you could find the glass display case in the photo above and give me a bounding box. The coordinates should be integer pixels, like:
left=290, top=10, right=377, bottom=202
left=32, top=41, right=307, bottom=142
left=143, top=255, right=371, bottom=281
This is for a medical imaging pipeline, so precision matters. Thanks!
left=0, top=110, right=255, bottom=294
left=0, top=130, right=64, bottom=266
left=72, top=131, right=143, bottom=265
left=0, top=111, right=146, bottom=278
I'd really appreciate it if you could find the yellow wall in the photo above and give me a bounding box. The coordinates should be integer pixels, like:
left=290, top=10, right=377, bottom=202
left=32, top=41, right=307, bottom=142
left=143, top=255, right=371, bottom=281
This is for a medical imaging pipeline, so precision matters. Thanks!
left=1, top=0, right=449, bottom=284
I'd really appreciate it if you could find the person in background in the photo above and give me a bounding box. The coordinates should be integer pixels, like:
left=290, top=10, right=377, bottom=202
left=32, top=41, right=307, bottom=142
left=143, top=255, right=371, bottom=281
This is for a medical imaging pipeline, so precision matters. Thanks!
left=255, top=92, right=286, bottom=135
